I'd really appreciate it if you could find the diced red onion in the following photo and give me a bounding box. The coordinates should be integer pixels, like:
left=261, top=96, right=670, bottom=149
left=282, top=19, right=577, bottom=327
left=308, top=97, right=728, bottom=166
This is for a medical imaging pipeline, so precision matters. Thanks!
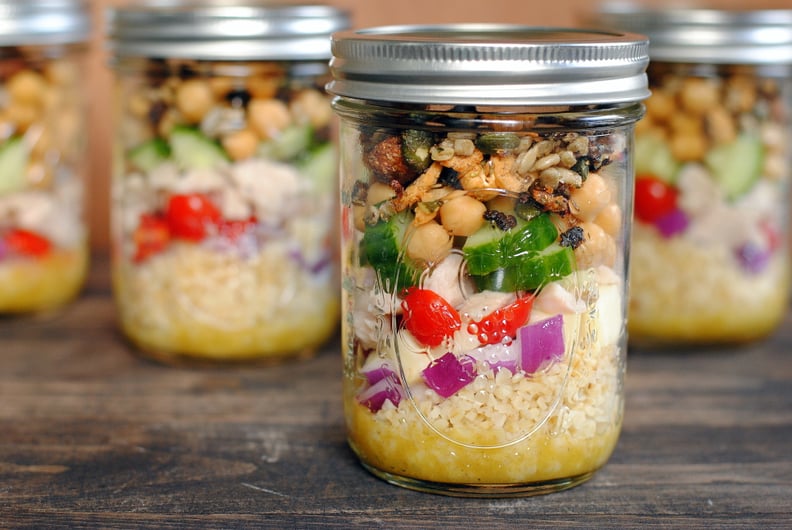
left=422, top=352, right=477, bottom=398
left=465, top=342, right=519, bottom=374
left=357, top=372, right=404, bottom=412
left=735, top=241, right=771, bottom=274
left=359, top=354, right=397, bottom=385
left=654, top=208, right=689, bottom=239
left=519, top=314, right=565, bottom=374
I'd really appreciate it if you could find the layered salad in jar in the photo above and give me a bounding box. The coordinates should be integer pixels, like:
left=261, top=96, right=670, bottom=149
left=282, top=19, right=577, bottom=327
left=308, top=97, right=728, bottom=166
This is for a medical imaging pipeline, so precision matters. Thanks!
left=0, top=55, right=88, bottom=313
left=112, top=60, right=339, bottom=360
left=340, top=112, right=630, bottom=492
left=630, top=68, right=790, bottom=344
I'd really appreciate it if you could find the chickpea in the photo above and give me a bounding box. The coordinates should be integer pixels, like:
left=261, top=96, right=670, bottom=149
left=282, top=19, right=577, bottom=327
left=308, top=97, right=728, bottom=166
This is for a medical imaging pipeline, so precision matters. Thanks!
left=574, top=222, right=616, bottom=269
left=679, top=78, right=720, bottom=115
left=706, top=106, right=736, bottom=145
left=5, top=103, right=39, bottom=132
left=290, top=89, right=332, bottom=129
left=725, top=75, right=756, bottom=113
left=247, top=76, right=280, bottom=99
left=366, top=181, right=396, bottom=206
left=222, top=129, right=258, bottom=161
left=645, top=90, right=675, bottom=122
left=593, top=203, right=621, bottom=237
left=44, top=60, right=77, bottom=86
left=568, top=172, right=611, bottom=222
left=670, top=132, right=708, bottom=161
left=8, top=69, right=47, bottom=106
left=208, top=76, right=235, bottom=98
left=248, top=98, right=291, bottom=140
left=634, top=114, right=655, bottom=135
left=127, top=93, right=150, bottom=118
left=440, top=195, right=487, bottom=236
left=352, top=204, right=367, bottom=232
left=669, top=113, right=702, bottom=136
left=175, top=78, right=214, bottom=123
left=406, top=221, right=452, bottom=264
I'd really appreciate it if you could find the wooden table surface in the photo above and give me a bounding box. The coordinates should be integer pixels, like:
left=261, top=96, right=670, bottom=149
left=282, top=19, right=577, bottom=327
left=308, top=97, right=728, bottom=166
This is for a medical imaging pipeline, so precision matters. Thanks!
left=1, top=257, right=791, bottom=529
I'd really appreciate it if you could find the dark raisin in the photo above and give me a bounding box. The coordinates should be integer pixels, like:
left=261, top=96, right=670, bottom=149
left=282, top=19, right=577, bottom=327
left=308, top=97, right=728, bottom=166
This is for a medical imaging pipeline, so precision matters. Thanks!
left=483, top=209, right=517, bottom=231
left=147, top=100, right=168, bottom=129
left=438, top=167, right=461, bottom=189
left=560, top=226, right=585, bottom=249
left=225, top=88, right=252, bottom=108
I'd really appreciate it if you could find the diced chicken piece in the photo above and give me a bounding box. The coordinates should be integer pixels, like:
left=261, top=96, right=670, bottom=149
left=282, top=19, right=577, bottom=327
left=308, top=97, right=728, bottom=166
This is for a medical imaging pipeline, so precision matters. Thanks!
left=422, top=252, right=470, bottom=309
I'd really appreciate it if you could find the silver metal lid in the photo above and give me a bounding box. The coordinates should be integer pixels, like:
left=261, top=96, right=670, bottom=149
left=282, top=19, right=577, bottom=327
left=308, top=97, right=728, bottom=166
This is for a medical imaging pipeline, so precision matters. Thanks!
left=108, top=2, right=351, bottom=61
left=592, top=4, right=792, bottom=64
left=0, top=0, right=90, bottom=46
left=327, top=24, right=650, bottom=106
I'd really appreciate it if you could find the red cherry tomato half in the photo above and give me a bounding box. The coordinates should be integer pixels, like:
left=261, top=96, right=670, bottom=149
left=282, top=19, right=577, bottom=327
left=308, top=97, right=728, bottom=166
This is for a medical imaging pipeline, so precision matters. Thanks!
left=401, top=288, right=461, bottom=347
left=216, top=216, right=257, bottom=242
left=3, top=228, right=52, bottom=258
left=133, top=213, right=170, bottom=262
left=634, top=175, right=679, bottom=224
left=468, top=295, right=534, bottom=345
left=165, top=193, right=222, bottom=241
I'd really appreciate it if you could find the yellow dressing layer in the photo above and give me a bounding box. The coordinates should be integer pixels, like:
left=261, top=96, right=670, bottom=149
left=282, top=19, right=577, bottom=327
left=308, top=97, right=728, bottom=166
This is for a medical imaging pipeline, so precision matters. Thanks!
left=0, top=243, right=88, bottom=313
left=630, top=225, right=790, bottom=344
left=113, top=243, right=339, bottom=360
left=347, top=396, right=620, bottom=485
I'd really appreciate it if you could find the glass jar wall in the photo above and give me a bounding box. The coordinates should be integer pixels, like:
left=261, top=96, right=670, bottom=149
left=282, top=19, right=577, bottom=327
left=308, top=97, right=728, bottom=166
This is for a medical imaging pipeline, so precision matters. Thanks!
left=107, top=4, right=349, bottom=362
left=329, top=26, right=649, bottom=496
left=0, top=0, right=90, bottom=314
left=593, top=7, right=792, bottom=345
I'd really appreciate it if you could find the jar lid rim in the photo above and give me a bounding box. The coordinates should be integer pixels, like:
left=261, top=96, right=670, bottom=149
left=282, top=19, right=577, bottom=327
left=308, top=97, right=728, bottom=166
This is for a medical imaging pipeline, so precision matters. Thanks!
left=590, top=4, right=792, bottom=64
left=327, top=24, right=650, bottom=106
left=0, top=0, right=90, bottom=45
left=108, top=3, right=350, bottom=61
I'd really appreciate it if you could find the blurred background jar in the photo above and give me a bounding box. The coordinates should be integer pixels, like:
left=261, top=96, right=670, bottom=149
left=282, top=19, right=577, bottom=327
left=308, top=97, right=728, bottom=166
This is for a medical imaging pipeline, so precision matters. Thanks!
left=107, top=2, right=349, bottom=363
left=0, top=0, right=91, bottom=314
left=593, top=6, right=792, bottom=346
left=330, top=25, right=648, bottom=495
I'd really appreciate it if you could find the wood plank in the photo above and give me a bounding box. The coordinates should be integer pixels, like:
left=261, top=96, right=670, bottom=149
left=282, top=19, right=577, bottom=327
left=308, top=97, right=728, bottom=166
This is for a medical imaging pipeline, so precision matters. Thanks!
left=1, top=256, right=790, bottom=527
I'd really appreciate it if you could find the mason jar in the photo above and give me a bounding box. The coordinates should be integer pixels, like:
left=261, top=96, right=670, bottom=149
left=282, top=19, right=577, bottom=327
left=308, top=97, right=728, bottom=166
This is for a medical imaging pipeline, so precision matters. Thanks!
left=329, top=26, right=649, bottom=496
left=0, top=0, right=90, bottom=314
left=593, top=7, right=792, bottom=345
left=107, top=4, right=349, bottom=363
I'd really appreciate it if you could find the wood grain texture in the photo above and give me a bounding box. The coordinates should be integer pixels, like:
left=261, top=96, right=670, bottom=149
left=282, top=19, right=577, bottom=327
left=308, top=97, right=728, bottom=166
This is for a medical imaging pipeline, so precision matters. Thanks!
left=1, top=257, right=791, bottom=529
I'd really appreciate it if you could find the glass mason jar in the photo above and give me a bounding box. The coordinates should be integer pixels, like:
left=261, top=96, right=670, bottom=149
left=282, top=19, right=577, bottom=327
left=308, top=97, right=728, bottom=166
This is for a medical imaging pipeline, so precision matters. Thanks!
left=107, top=4, right=349, bottom=363
left=593, top=7, right=792, bottom=345
left=0, top=0, right=90, bottom=314
left=329, top=26, right=649, bottom=496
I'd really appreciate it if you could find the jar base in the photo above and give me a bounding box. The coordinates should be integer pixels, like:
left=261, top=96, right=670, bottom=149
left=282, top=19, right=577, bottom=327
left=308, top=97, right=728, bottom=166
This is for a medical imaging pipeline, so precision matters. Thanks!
left=359, top=461, right=595, bottom=498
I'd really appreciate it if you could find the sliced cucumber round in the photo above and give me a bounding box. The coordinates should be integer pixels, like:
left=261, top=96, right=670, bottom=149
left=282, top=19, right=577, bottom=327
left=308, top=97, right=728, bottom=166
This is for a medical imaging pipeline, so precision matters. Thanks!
left=359, top=210, right=420, bottom=291
left=635, top=133, right=680, bottom=183
left=705, top=133, right=764, bottom=200
left=463, top=213, right=558, bottom=276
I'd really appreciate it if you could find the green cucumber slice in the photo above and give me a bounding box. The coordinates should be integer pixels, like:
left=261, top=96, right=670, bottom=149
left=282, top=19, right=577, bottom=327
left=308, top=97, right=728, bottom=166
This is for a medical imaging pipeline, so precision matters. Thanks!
left=359, top=210, right=420, bottom=291
left=169, top=126, right=228, bottom=170
left=257, top=123, right=313, bottom=162
left=473, top=243, right=575, bottom=292
left=297, top=142, right=337, bottom=193
left=634, top=134, right=679, bottom=183
left=0, top=137, right=28, bottom=195
left=128, top=138, right=170, bottom=172
left=705, top=133, right=764, bottom=200
left=463, top=213, right=558, bottom=276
